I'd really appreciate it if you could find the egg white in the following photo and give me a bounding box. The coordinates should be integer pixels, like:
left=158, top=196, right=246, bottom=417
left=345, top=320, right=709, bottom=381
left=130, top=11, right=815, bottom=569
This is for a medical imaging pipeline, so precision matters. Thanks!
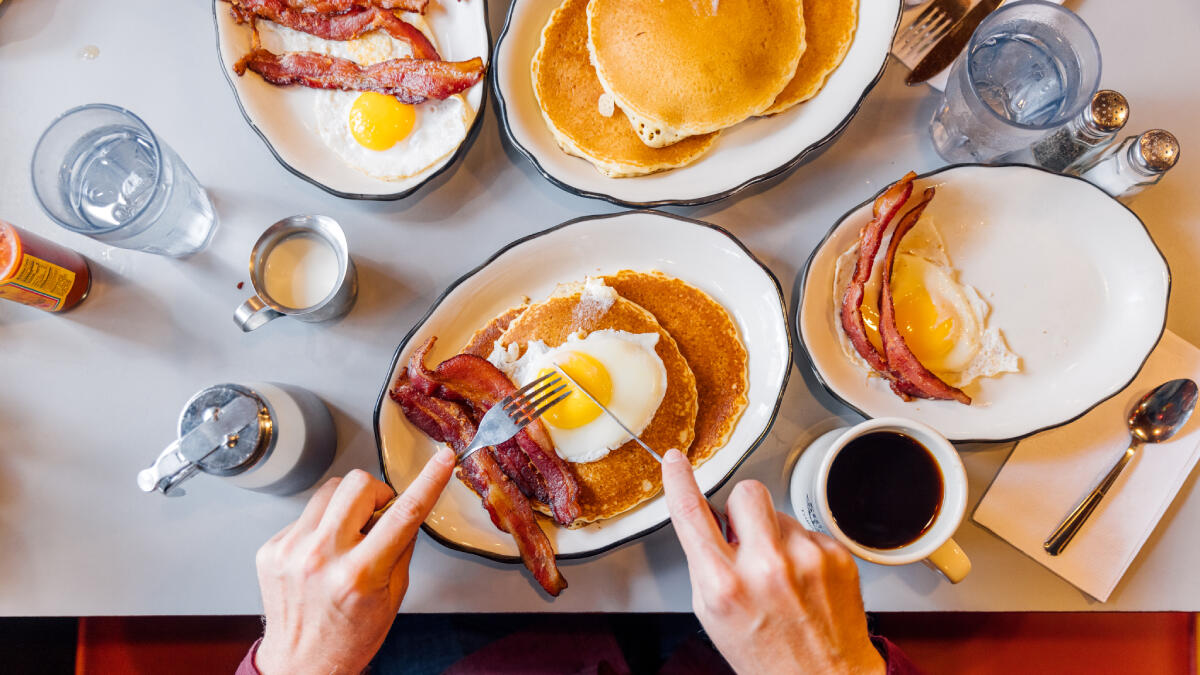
left=832, top=215, right=1019, bottom=390
left=256, top=18, right=475, bottom=181
left=489, top=329, right=668, bottom=464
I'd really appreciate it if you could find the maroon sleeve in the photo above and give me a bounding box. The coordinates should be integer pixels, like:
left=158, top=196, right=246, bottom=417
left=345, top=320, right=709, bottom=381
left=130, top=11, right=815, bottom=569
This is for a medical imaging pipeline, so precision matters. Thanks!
left=236, top=637, right=264, bottom=675
left=872, top=636, right=922, bottom=675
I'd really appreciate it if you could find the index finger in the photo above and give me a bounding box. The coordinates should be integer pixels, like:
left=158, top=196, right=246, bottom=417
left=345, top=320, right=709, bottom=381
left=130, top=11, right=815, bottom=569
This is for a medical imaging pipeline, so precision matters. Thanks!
left=661, top=449, right=732, bottom=570
left=354, top=448, right=455, bottom=569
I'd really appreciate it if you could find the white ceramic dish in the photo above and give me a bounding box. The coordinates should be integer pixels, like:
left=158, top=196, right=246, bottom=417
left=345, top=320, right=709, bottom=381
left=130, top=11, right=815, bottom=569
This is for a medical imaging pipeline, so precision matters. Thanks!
left=211, top=0, right=490, bottom=200
left=373, top=211, right=791, bottom=561
left=798, top=164, right=1170, bottom=443
left=493, top=0, right=901, bottom=207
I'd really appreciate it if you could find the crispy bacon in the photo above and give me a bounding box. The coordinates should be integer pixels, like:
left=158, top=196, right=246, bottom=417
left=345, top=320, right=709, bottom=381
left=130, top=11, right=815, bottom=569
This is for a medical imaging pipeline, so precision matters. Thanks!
left=878, top=188, right=972, bottom=405
left=278, top=0, right=429, bottom=13
left=390, top=383, right=567, bottom=596
left=840, top=171, right=916, bottom=373
left=228, top=0, right=439, bottom=60
left=406, top=338, right=581, bottom=526
left=233, top=49, right=484, bottom=104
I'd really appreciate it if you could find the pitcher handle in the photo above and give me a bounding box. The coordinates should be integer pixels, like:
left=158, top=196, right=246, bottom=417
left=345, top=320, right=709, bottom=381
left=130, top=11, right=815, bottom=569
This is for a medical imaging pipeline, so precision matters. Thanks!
left=234, top=295, right=282, bottom=332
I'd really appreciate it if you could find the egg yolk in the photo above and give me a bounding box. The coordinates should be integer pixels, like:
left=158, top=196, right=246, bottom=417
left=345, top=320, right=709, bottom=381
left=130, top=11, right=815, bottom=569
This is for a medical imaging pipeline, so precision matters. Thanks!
left=538, top=352, right=612, bottom=429
left=861, top=259, right=955, bottom=370
left=348, top=92, right=415, bottom=151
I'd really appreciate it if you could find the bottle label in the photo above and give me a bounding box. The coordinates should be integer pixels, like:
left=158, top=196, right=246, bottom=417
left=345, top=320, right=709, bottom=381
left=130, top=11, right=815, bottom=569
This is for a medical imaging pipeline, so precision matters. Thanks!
left=0, top=253, right=77, bottom=311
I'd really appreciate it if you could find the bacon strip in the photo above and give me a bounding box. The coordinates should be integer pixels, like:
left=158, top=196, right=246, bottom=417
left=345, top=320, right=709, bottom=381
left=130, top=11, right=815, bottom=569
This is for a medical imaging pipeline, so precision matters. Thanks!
left=878, top=188, right=972, bottom=405
left=279, top=0, right=429, bottom=13
left=840, top=171, right=916, bottom=372
left=233, top=49, right=484, bottom=104
left=228, top=0, right=439, bottom=60
left=406, top=338, right=581, bottom=526
left=390, top=383, right=567, bottom=596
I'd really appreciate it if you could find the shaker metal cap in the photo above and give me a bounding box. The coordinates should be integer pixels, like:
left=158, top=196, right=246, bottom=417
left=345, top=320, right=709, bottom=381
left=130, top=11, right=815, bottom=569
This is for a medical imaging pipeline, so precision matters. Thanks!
left=138, top=384, right=274, bottom=495
left=178, top=384, right=273, bottom=476
left=1137, top=130, right=1180, bottom=172
left=1086, top=90, right=1130, bottom=133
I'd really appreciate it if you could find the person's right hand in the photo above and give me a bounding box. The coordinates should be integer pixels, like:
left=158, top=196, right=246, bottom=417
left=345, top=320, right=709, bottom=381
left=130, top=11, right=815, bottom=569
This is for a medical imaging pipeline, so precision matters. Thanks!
left=253, top=449, right=455, bottom=675
left=661, top=449, right=885, bottom=675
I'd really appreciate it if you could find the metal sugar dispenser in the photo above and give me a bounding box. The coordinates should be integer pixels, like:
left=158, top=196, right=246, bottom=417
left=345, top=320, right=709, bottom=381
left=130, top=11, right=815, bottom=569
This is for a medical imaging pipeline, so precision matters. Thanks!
left=139, top=383, right=336, bottom=496
left=1074, top=129, right=1181, bottom=198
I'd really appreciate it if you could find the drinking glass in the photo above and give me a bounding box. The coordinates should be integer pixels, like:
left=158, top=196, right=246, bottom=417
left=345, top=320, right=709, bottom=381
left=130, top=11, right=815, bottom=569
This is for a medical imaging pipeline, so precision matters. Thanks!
left=31, top=104, right=218, bottom=257
left=929, top=1, right=1101, bottom=164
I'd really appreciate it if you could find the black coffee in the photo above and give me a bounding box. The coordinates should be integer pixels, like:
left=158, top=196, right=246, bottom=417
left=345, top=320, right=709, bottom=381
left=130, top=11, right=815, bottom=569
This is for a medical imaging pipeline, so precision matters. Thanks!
left=826, top=432, right=943, bottom=550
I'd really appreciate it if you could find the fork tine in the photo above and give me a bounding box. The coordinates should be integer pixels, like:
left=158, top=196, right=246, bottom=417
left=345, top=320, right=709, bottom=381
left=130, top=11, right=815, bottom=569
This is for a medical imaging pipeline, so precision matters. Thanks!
left=515, top=383, right=569, bottom=417
left=503, top=377, right=564, bottom=414
left=896, top=5, right=950, bottom=60
left=497, top=374, right=554, bottom=411
left=517, top=391, right=572, bottom=427
left=511, top=372, right=558, bottom=400
left=912, top=16, right=950, bottom=52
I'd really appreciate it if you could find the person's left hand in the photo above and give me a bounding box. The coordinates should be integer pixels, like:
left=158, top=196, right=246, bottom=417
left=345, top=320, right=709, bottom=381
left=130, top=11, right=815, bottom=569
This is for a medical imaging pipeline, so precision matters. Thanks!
left=253, top=448, right=455, bottom=675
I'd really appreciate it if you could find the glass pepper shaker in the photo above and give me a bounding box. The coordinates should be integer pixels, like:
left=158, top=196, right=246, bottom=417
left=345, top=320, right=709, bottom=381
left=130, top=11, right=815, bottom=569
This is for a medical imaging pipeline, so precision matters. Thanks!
left=1074, top=130, right=1180, bottom=199
left=1004, top=90, right=1130, bottom=171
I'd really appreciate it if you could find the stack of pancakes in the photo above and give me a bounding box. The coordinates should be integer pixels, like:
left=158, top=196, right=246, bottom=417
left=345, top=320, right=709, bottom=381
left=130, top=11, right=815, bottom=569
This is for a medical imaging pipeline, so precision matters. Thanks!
left=531, top=0, right=858, bottom=178
left=464, top=271, right=749, bottom=525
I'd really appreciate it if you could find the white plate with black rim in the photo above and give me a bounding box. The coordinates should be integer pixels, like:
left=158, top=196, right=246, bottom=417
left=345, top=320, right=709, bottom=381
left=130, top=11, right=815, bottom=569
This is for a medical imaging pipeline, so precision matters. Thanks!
left=493, top=0, right=900, bottom=207
left=212, top=0, right=490, bottom=200
left=797, top=164, right=1170, bottom=443
left=373, top=210, right=791, bottom=561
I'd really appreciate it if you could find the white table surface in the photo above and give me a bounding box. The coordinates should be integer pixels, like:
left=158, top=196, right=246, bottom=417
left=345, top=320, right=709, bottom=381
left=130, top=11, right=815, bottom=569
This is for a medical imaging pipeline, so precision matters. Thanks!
left=1, top=0, right=1198, bottom=616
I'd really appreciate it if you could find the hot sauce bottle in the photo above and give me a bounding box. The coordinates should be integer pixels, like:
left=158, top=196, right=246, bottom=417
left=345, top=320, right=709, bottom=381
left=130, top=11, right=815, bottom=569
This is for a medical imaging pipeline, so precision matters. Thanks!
left=0, top=220, right=92, bottom=312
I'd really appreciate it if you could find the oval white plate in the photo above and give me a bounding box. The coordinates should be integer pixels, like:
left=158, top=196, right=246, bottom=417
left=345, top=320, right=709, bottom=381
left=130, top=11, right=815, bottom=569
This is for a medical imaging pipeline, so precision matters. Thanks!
left=211, top=0, right=490, bottom=200
left=493, top=0, right=900, bottom=207
left=373, top=211, right=791, bottom=561
left=798, top=164, right=1170, bottom=443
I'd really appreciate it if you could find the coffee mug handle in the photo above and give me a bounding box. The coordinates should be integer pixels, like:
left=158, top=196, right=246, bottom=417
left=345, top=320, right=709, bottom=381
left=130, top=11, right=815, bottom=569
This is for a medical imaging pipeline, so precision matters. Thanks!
left=924, top=537, right=971, bottom=583
left=234, top=295, right=283, bottom=332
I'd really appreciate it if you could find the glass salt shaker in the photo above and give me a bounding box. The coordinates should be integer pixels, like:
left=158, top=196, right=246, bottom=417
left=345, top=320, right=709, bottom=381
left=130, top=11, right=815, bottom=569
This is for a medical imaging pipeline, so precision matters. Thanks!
left=1019, top=90, right=1129, bottom=172
left=138, top=382, right=337, bottom=497
left=1075, top=130, right=1180, bottom=199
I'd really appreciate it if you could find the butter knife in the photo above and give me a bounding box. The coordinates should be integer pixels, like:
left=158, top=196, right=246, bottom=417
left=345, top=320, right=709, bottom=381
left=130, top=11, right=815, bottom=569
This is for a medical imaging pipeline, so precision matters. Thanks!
left=555, top=367, right=735, bottom=542
left=907, top=0, right=1003, bottom=85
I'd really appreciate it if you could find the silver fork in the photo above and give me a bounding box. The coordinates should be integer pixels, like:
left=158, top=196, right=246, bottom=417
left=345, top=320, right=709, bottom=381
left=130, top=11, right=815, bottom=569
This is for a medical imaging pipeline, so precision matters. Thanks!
left=457, top=372, right=570, bottom=461
left=892, top=0, right=968, bottom=64
left=364, top=373, right=569, bottom=533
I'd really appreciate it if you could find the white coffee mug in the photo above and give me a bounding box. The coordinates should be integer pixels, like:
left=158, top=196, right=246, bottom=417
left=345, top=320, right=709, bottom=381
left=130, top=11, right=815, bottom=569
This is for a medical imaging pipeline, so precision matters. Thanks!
left=789, top=417, right=972, bottom=583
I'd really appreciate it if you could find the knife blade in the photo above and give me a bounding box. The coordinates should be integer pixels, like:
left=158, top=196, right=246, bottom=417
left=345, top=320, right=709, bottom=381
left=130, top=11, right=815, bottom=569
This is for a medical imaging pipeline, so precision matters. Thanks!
left=554, top=367, right=664, bottom=463
left=907, top=0, right=1003, bottom=85
left=554, top=366, right=736, bottom=542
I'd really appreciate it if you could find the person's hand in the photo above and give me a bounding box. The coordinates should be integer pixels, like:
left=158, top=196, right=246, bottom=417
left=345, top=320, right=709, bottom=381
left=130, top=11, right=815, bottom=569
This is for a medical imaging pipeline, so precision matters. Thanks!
left=254, top=448, right=455, bottom=675
left=661, top=449, right=885, bottom=675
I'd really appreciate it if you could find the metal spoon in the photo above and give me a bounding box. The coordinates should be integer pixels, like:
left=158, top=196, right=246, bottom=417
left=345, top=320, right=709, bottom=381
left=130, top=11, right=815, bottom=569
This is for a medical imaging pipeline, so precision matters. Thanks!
left=1044, top=379, right=1198, bottom=556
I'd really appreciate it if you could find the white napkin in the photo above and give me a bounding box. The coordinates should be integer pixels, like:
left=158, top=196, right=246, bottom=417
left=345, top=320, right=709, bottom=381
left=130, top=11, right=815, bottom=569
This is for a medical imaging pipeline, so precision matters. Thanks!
left=973, top=330, right=1200, bottom=601
left=893, top=0, right=1065, bottom=91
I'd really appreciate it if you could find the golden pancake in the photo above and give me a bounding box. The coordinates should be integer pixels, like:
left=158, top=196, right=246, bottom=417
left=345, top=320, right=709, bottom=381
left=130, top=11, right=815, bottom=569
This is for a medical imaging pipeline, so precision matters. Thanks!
left=463, top=303, right=528, bottom=357
left=587, top=0, right=806, bottom=147
left=601, top=271, right=748, bottom=465
left=496, top=284, right=698, bottom=524
left=532, top=0, right=719, bottom=177
left=764, top=0, right=858, bottom=114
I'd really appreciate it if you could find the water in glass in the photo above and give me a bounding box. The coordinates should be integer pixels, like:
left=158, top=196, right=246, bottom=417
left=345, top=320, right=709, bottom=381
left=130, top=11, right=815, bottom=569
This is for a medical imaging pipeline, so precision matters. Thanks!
left=59, top=124, right=215, bottom=256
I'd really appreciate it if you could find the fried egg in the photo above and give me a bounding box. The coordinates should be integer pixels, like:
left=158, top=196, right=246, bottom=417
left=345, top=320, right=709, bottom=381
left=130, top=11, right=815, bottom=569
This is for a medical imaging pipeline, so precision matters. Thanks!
left=256, top=18, right=474, bottom=181
left=834, top=215, right=1019, bottom=388
left=489, top=330, right=668, bottom=464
